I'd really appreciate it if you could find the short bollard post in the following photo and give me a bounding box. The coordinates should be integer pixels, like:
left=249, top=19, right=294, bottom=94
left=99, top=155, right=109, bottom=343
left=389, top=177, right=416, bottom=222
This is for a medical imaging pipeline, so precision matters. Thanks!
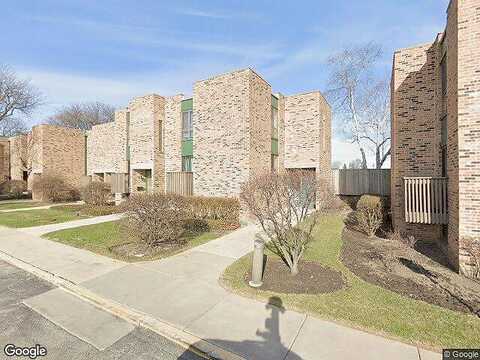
left=249, top=238, right=265, bottom=288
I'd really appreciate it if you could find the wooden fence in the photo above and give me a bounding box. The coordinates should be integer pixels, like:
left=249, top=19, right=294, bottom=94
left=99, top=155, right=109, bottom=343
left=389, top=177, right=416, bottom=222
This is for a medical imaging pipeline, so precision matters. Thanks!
left=332, top=169, right=391, bottom=196
left=404, top=177, right=448, bottom=224
left=111, top=173, right=129, bottom=194
left=166, top=172, right=193, bottom=196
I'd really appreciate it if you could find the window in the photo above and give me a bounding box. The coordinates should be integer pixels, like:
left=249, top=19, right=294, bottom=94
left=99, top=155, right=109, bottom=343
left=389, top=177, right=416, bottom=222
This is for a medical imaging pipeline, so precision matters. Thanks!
left=441, top=115, right=448, bottom=146
left=159, top=120, right=164, bottom=152
left=182, top=156, right=193, bottom=172
left=440, top=55, right=447, bottom=97
left=271, top=107, right=278, bottom=139
left=182, top=111, right=193, bottom=140
left=271, top=154, right=278, bottom=172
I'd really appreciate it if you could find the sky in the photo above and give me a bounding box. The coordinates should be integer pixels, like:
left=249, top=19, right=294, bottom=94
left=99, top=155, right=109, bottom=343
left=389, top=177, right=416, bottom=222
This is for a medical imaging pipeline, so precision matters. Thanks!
left=1, top=0, right=450, bottom=167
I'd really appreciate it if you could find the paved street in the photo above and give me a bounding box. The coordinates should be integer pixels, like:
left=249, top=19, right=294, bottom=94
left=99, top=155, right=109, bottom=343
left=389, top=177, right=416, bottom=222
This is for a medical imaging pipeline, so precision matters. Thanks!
left=0, top=260, right=203, bottom=360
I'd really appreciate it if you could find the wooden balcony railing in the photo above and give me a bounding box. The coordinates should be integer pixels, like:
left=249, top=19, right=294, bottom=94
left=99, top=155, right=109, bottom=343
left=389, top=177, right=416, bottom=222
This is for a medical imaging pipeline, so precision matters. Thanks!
left=404, top=177, right=448, bottom=224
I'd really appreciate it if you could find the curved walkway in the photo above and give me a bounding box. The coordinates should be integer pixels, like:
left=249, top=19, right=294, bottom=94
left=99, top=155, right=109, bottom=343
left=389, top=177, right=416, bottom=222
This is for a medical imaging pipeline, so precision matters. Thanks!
left=0, top=218, right=440, bottom=360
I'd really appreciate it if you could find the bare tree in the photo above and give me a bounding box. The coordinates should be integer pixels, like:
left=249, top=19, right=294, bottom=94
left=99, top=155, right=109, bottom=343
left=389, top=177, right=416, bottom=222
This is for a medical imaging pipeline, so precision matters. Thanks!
left=0, top=117, right=28, bottom=137
left=11, top=133, right=36, bottom=177
left=360, top=80, right=391, bottom=168
left=327, top=42, right=390, bottom=169
left=348, top=158, right=363, bottom=169
left=48, top=102, right=115, bottom=130
left=241, top=170, right=333, bottom=276
left=0, top=65, right=42, bottom=123
left=332, top=160, right=343, bottom=169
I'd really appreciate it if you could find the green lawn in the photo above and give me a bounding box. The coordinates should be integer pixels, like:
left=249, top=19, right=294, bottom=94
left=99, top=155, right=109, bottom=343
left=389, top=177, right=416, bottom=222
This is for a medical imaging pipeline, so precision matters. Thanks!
left=0, top=201, right=48, bottom=210
left=0, top=207, right=88, bottom=228
left=221, top=214, right=480, bottom=350
left=44, top=220, right=224, bottom=262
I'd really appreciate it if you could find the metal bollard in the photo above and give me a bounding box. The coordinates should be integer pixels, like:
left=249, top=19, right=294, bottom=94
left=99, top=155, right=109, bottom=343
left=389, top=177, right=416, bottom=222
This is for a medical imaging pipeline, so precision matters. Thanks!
left=249, top=238, right=265, bottom=288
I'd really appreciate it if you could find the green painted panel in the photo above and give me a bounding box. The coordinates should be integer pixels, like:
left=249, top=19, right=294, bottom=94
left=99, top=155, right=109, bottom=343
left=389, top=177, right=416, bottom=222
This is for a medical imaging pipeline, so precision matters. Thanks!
left=271, top=138, right=278, bottom=155
left=181, top=98, right=193, bottom=112
left=182, top=139, right=193, bottom=156
left=271, top=95, right=278, bottom=109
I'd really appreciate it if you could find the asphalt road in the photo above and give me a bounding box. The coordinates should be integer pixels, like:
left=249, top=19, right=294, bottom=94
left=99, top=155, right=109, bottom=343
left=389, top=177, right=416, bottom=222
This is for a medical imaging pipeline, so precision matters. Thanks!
left=0, top=260, right=204, bottom=360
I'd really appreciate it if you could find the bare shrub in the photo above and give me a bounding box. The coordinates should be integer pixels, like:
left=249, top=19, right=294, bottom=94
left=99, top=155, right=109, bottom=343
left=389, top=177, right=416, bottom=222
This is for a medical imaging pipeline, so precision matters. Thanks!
left=186, top=196, right=240, bottom=230
left=0, top=180, right=27, bottom=198
left=121, top=193, right=187, bottom=247
left=241, top=170, right=333, bottom=276
left=81, top=181, right=111, bottom=205
left=387, top=230, right=417, bottom=249
left=356, top=195, right=384, bottom=237
left=462, top=238, right=480, bottom=280
left=32, top=175, right=79, bottom=202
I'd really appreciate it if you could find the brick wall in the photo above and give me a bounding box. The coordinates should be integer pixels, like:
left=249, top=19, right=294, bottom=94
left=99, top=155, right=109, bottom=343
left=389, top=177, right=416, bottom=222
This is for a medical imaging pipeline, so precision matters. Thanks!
left=87, top=122, right=116, bottom=174
left=248, top=70, right=272, bottom=179
left=276, top=93, right=286, bottom=170
left=164, top=95, right=183, bottom=173
left=125, top=94, right=166, bottom=193
left=284, top=91, right=332, bottom=185
left=0, top=139, right=9, bottom=181
left=391, top=43, right=443, bottom=243
left=446, top=0, right=460, bottom=268
left=8, top=134, right=26, bottom=182
left=38, top=125, right=86, bottom=189
left=391, top=0, right=480, bottom=272
left=193, top=69, right=271, bottom=197
left=455, top=0, right=480, bottom=271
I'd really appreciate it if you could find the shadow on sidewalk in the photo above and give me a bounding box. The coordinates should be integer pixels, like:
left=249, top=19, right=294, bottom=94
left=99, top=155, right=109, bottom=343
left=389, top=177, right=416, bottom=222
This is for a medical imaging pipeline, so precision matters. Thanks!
left=180, top=296, right=302, bottom=360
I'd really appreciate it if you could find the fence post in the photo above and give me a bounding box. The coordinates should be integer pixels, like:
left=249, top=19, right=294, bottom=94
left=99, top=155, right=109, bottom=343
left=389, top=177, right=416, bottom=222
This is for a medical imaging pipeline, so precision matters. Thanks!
left=249, top=238, right=265, bottom=288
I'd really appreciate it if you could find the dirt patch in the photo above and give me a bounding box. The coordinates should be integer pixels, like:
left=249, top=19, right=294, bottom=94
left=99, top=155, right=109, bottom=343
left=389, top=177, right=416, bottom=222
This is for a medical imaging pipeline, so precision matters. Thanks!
left=110, top=240, right=186, bottom=259
left=341, top=228, right=480, bottom=316
left=245, top=258, right=345, bottom=294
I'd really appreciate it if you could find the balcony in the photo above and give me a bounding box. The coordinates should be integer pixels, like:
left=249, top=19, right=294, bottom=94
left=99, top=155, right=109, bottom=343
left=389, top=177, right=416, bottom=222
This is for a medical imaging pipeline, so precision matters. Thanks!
left=404, top=177, right=448, bottom=224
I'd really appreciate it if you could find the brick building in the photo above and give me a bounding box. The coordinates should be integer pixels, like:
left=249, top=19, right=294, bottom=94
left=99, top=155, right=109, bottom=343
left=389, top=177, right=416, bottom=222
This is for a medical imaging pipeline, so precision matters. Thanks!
left=6, top=68, right=331, bottom=203
left=8, top=125, right=87, bottom=200
left=87, top=68, right=331, bottom=199
left=391, top=0, right=480, bottom=273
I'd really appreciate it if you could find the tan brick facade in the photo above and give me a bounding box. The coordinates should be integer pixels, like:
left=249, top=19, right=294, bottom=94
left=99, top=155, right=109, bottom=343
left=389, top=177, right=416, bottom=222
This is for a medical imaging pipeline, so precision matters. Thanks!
left=193, top=69, right=268, bottom=197
left=9, top=125, right=86, bottom=200
left=284, top=92, right=331, bottom=181
left=0, top=138, right=10, bottom=182
left=7, top=68, right=331, bottom=205
left=391, top=0, right=480, bottom=272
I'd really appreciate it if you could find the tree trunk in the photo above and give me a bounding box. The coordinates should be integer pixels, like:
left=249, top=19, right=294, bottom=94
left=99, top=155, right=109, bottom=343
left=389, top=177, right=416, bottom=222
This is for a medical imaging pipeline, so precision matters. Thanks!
left=290, top=260, right=299, bottom=276
left=360, top=147, right=368, bottom=169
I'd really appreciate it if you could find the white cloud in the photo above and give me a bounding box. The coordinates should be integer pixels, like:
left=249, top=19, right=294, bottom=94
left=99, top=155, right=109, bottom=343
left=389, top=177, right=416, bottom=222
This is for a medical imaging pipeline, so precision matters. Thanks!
left=15, top=60, right=236, bottom=125
left=26, top=15, right=280, bottom=62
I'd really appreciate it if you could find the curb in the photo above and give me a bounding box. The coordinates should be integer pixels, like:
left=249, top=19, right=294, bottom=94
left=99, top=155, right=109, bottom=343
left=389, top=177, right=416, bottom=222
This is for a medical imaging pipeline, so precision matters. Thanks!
left=0, top=250, right=245, bottom=360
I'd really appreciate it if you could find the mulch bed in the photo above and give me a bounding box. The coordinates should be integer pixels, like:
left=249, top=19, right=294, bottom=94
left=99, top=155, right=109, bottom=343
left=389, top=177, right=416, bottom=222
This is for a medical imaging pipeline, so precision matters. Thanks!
left=245, top=258, right=345, bottom=294
left=341, top=228, right=480, bottom=316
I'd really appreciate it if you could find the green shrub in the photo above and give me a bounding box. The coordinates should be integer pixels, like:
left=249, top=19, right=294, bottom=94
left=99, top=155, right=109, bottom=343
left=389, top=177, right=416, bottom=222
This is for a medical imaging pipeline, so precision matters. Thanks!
left=0, top=180, right=27, bottom=198
left=356, top=195, right=384, bottom=237
left=32, top=175, right=80, bottom=202
left=81, top=181, right=111, bottom=205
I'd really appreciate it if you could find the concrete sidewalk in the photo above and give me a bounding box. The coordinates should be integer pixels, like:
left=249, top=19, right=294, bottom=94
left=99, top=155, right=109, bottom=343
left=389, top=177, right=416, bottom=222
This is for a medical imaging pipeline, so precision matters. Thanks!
left=0, top=201, right=82, bottom=213
left=0, top=221, right=440, bottom=360
left=18, top=213, right=123, bottom=236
